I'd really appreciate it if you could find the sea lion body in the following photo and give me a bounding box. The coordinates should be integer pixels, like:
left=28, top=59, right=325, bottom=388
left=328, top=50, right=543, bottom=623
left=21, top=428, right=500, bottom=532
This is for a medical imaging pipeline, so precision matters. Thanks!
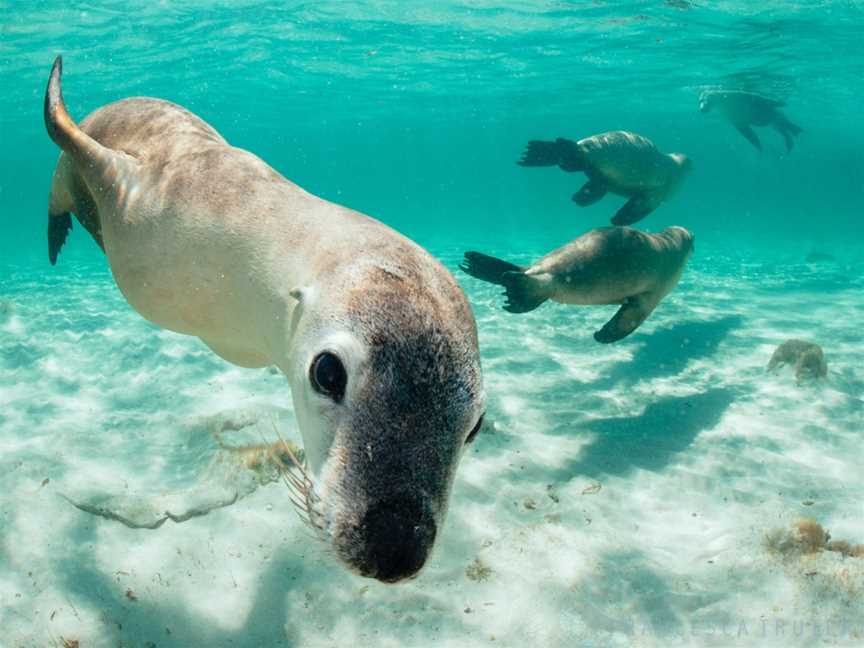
left=44, top=57, right=486, bottom=583
left=517, top=131, right=691, bottom=226
left=699, top=90, right=802, bottom=153
left=460, top=226, right=694, bottom=343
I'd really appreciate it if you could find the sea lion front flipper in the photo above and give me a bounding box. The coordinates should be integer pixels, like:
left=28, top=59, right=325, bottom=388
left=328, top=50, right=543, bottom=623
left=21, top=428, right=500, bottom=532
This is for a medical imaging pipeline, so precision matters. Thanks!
left=772, top=119, right=801, bottom=153
left=593, top=294, right=657, bottom=344
left=734, top=124, right=762, bottom=151
left=573, top=180, right=607, bottom=206
left=48, top=213, right=73, bottom=265
left=611, top=193, right=658, bottom=226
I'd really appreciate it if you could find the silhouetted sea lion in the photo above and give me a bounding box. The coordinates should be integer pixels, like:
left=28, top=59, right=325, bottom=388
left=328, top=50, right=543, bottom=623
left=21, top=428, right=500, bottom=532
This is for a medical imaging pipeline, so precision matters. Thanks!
left=517, top=131, right=691, bottom=226
left=460, top=226, right=694, bottom=343
left=699, top=90, right=802, bottom=152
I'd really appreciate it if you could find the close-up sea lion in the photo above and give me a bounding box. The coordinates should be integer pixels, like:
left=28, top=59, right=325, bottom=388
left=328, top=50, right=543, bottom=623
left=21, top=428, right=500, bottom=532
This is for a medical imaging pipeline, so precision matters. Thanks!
left=699, top=90, right=802, bottom=153
left=43, top=56, right=486, bottom=583
left=517, top=131, right=692, bottom=226
left=459, top=226, right=694, bottom=343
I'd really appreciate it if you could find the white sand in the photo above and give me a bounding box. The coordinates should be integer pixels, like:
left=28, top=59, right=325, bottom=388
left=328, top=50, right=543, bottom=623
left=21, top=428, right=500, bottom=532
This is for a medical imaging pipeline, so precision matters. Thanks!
left=1, top=249, right=862, bottom=647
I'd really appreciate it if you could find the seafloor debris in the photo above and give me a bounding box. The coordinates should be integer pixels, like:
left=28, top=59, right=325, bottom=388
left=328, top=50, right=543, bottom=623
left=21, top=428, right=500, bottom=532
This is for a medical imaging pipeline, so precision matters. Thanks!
left=767, top=339, right=828, bottom=384
left=765, top=518, right=864, bottom=558
left=581, top=482, right=602, bottom=496
left=60, top=491, right=241, bottom=529
left=466, top=557, right=493, bottom=582
left=62, top=413, right=304, bottom=529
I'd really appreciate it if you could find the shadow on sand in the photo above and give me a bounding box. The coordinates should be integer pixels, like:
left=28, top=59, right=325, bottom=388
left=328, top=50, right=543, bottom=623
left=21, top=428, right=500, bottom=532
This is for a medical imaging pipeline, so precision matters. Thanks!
left=594, top=316, right=743, bottom=389
left=548, top=388, right=736, bottom=481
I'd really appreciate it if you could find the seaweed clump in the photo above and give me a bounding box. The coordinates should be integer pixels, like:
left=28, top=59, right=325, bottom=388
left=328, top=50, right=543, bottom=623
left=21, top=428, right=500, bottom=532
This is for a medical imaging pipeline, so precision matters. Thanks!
left=766, top=518, right=864, bottom=558
left=767, top=340, right=828, bottom=384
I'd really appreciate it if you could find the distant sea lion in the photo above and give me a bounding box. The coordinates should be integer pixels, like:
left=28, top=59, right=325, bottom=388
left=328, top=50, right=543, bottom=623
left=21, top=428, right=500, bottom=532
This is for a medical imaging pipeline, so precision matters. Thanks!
left=805, top=252, right=836, bottom=264
left=767, top=340, right=827, bottom=384
left=517, top=131, right=692, bottom=226
left=460, top=226, right=694, bottom=343
left=699, top=90, right=802, bottom=153
left=43, top=56, right=486, bottom=583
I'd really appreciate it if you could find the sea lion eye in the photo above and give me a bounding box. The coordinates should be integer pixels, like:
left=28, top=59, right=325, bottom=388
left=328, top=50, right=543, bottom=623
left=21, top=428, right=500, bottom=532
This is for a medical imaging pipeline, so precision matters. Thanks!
left=466, top=414, right=484, bottom=445
left=310, top=352, right=347, bottom=402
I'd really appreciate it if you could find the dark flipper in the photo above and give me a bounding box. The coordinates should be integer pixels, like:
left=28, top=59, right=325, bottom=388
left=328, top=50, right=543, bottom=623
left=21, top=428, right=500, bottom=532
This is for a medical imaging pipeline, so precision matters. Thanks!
left=459, top=251, right=523, bottom=284
left=773, top=117, right=801, bottom=153
left=48, top=213, right=73, bottom=265
left=735, top=124, right=762, bottom=151
left=573, top=180, right=608, bottom=206
left=593, top=294, right=656, bottom=344
left=69, top=173, right=105, bottom=252
left=517, top=138, right=585, bottom=172
left=459, top=252, right=548, bottom=314
left=501, top=272, right=548, bottom=313
left=611, top=194, right=657, bottom=226
left=780, top=128, right=795, bottom=153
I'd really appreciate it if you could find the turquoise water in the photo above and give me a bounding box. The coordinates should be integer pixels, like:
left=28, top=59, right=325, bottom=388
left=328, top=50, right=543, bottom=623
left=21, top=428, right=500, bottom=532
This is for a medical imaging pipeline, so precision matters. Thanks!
left=2, top=2, right=863, bottom=646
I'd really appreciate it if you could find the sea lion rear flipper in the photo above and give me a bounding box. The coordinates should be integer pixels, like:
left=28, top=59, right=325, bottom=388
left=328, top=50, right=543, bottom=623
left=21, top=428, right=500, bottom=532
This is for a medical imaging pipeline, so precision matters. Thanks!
left=517, top=138, right=584, bottom=172
left=734, top=124, right=762, bottom=151
left=593, top=294, right=657, bottom=344
left=611, top=193, right=658, bottom=226
left=44, top=56, right=139, bottom=200
left=500, top=271, right=549, bottom=313
left=459, top=252, right=549, bottom=313
left=44, top=56, right=135, bottom=264
left=459, top=251, right=524, bottom=284
left=573, top=180, right=607, bottom=206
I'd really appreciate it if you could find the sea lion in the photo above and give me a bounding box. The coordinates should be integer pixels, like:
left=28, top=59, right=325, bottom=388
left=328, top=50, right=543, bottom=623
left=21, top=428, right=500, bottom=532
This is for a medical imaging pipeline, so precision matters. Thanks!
left=517, top=131, right=692, bottom=226
left=460, top=226, right=694, bottom=343
left=699, top=90, right=802, bottom=153
left=767, top=340, right=827, bottom=384
left=43, top=56, right=486, bottom=583
left=805, top=251, right=836, bottom=264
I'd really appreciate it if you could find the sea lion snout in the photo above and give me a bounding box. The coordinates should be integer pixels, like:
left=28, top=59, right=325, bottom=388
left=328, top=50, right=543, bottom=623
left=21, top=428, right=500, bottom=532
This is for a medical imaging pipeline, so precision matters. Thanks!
left=349, top=494, right=437, bottom=583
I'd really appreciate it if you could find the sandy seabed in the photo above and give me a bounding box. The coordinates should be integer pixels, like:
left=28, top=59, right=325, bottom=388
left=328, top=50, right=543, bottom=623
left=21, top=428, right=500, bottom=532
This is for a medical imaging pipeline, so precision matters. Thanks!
left=1, top=248, right=862, bottom=647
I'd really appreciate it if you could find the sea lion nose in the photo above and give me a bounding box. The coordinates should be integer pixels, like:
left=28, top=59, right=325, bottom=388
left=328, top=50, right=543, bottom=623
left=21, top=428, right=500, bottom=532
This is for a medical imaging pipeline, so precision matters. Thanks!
left=361, top=494, right=436, bottom=583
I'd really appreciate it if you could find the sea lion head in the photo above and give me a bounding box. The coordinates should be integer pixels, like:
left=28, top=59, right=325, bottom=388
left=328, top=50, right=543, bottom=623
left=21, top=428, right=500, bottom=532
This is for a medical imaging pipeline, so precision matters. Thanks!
left=283, top=249, right=485, bottom=583
left=663, top=225, right=696, bottom=256
left=698, top=91, right=714, bottom=113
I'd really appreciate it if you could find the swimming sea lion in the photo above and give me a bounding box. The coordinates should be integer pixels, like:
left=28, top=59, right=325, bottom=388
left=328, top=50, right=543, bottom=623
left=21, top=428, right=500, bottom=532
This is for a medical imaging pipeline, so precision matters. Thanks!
left=517, top=131, right=692, bottom=226
left=699, top=90, right=802, bottom=153
left=460, top=226, right=694, bottom=343
left=767, top=340, right=827, bottom=384
left=44, top=56, right=486, bottom=583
